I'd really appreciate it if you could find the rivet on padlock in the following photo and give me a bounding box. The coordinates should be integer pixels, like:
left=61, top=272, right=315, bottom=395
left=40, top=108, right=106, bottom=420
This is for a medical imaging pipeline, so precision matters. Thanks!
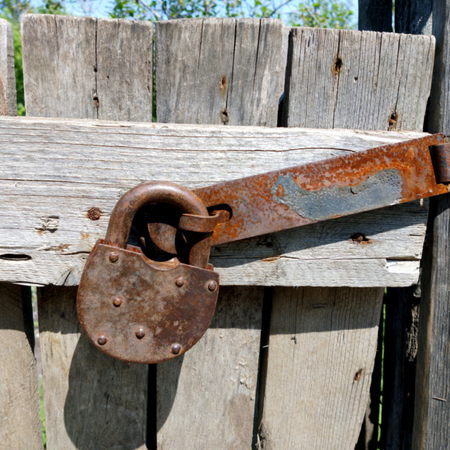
left=77, top=181, right=220, bottom=364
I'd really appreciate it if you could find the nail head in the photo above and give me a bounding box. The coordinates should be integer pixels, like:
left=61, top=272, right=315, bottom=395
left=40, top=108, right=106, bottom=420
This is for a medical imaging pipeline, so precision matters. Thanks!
left=135, top=328, right=145, bottom=339
left=172, top=344, right=181, bottom=355
left=208, top=281, right=217, bottom=292
left=109, top=252, right=119, bottom=263
left=112, top=296, right=122, bottom=307
left=98, top=335, right=107, bottom=345
left=175, top=277, right=185, bottom=287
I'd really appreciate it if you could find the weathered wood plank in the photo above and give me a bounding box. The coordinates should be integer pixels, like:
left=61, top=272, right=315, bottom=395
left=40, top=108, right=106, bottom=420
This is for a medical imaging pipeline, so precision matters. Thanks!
left=38, top=286, right=147, bottom=449
left=381, top=286, right=419, bottom=450
left=96, top=19, right=153, bottom=122
left=156, top=18, right=284, bottom=127
left=0, top=18, right=43, bottom=450
left=0, top=116, right=432, bottom=287
left=413, top=2, right=450, bottom=448
left=258, top=27, right=435, bottom=450
left=0, top=20, right=17, bottom=116
left=282, top=28, right=435, bottom=132
left=258, top=287, right=383, bottom=449
left=369, top=6, right=431, bottom=448
left=155, top=18, right=284, bottom=449
left=358, top=0, right=393, bottom=32
left=22, top=14, right=97, bottom=119
left=157, top=286, right=264, bottom=448
left=21, top=14, right=152, bottom=450
left=0, top=282, right=43, bottom=450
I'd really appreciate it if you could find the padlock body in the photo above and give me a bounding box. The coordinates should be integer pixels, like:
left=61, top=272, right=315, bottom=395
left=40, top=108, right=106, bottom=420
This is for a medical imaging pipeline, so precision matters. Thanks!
left=77, top=240, right=219, bottom=364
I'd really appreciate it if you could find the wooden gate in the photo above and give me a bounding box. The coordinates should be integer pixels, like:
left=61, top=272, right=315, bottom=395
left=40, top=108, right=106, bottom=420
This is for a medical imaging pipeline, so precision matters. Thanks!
left=0, top=11, right=448, bottom=450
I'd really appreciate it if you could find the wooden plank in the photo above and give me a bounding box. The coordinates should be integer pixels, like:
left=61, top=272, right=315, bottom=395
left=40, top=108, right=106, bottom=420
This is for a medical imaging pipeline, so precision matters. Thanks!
left=96, top=19, right=153, bottom=122
left=367, top=6, right=430, bottom=448
left=156, top=18, right=284, bottom=126
left=0, top=283, right=43, bottom=450
left=413, top=1, right=450, bottom=448
left=21, top=14, right=152, bottom=450
left=0, top=20, right=17, bottom=116
left=258, top=287, right=383, bottom=449
left=358, top=0, right=393, bottom=32
left=395, top=0, right=432, bottom=35
left=0, top=18, right=43, bottom=450
left=282, top=28, right=435, bottom=132
left=155, top=18, right=283, bottom=449
left=22, top=14, right=97, bottom=119
left=156, top=286, right=264, bottom=448
left=258, top=27, right=435, bottom=449
left=37, top=286, right=147, bottom=449
left=0, top=116, right=432, bottom=287
left=381, top=286, right=419, bottom=450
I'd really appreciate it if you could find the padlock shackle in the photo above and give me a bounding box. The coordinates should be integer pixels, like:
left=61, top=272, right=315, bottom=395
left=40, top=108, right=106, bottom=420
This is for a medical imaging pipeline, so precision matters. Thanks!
left=105, top=182, right=211, bottom=268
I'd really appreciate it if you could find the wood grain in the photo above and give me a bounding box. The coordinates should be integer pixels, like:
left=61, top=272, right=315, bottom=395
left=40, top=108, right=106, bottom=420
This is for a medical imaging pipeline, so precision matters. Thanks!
left=413, top=1, right=450, bottom=448
left=0, top=20, right=16, bottom=116
left=156, top=286, right=264, bottom=449
left=282, top=28, right=435, bottom=132
left=155, top=18, right=284, bottom=449
left=0, top=116, right=432, bottom=287
left=414, top=194, right=450, bottom=450
left=258, top=27, right=435, bottom=450
left=0, top=19, right=42, bottom=450
left=38, top=286, right=147, bottom=450
left=156, top=18, right=284, bottom=127
left=368, top=6, right=430, bottom=448
left=258, top=287, right=383, bottom=449
left=0, top=282, right=43, bottom=450
left=21, top=14, right=152, bottom=450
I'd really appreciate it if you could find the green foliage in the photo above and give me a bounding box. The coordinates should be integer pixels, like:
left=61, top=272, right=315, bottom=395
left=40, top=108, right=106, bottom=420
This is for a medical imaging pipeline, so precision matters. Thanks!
left=110, top=0, right=299, bottom=21
left=289, top=0, right=354, bottom=29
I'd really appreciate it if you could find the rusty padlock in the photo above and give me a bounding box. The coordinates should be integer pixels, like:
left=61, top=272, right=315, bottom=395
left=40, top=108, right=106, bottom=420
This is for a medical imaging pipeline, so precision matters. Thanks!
left=77, top=182, right=219, bottom=364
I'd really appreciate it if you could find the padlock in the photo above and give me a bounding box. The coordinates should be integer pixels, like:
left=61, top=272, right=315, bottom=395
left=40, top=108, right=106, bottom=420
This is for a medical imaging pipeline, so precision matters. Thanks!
left=77, top=182, right=219, bottom=364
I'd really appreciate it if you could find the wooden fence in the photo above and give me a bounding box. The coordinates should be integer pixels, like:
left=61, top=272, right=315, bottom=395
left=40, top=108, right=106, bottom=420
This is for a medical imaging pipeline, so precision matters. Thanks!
left=0, top=5, right=449, bottom=449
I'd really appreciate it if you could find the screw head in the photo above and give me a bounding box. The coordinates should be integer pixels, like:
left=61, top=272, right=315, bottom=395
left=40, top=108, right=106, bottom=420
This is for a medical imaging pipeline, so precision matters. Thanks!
left=87, top=207, right=102, bottom=221
left=135, top=328, right=145, bottom=339
left=112, top=296, right=122, bottom=307
left=97, top=335, right=107, bottom=345
left=175, top=277, right=185, bottom=287
left=171, top=344, right=181, bottom=355
left=208, top=281, right=217, bottom=292
left=109, top=252, right=119, bottom=263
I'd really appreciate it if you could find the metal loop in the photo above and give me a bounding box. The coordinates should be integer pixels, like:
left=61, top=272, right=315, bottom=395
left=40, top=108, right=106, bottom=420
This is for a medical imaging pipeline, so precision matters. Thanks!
left=105, top=182, right=211, bottom=268
left=179, top=210, right=230, bottom=233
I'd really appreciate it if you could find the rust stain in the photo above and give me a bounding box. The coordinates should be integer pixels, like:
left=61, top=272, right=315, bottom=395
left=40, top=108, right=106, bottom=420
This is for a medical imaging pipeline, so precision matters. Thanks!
left=275, top=184, right=284, bottom=197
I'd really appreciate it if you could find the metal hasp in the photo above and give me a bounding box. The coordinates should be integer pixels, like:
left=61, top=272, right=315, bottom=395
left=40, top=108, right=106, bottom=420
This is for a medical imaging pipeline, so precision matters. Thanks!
left=77, top=182, right=219, bottom=364
left=193, top=134, right=450, bottom=246
left=430, top=143, right=450, bottom=184
left=79, top=134, right=450, bottom=364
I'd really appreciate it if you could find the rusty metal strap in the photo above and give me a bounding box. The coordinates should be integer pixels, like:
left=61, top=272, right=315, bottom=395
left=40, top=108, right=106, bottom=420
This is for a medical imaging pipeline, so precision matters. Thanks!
left=191, top=134, right=450, bottom=246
